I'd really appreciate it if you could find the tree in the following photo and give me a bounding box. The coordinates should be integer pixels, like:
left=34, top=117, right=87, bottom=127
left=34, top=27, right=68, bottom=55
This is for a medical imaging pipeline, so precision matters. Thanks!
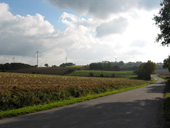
left=163, top=56, right=170, bottom=72
left=0, top=63, right=33, bottom=71
left=44, top=63, right=49, bottom=67
left=59, top=63, right=75, bottom=67
left=154, top=0, right=170, bottom=46
left=136, top=61, right=157, bottom=80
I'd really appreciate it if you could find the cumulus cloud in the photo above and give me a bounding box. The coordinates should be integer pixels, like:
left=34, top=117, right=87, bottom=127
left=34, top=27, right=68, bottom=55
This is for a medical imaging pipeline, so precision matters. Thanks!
left=48, top=0, right=160, bottom=19
left=96, top=17, right=128, bottom=37
left=0, top=3, right=114, bottom=65
left=0, top=3, right=55, bottom=56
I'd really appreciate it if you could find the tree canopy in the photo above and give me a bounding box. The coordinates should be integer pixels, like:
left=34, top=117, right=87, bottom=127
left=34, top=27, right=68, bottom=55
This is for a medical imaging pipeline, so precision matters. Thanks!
left=136, top=61, right=157, bottom=80
left=163, top=56, right=170, bottom=72
left=0, top=63, right=34, bottom=71
left=59, top=63, right=75, bottom=67
left=154, top=0, right=170, bottom=46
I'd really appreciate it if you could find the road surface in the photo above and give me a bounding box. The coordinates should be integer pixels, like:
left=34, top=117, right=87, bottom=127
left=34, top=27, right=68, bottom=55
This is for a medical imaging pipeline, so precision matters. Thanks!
left=0, top=75, right=166, bottom=128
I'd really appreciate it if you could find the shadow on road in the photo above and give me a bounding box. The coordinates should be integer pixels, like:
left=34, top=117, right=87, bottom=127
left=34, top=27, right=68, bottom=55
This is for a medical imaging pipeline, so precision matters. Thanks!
left=0, top=98, right=165, bottom=128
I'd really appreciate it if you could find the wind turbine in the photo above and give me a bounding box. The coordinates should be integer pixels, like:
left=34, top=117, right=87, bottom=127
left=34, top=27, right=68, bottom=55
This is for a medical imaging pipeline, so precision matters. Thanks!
left=36, top=51, right=40, bottom=67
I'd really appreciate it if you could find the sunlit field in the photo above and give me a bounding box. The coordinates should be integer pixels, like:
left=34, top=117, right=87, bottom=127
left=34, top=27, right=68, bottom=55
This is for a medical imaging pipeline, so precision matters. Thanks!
left=0, top=72, right=150, bottom=111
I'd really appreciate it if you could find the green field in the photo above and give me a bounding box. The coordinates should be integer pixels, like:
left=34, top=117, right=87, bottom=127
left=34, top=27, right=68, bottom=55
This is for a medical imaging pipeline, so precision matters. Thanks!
left=68, top=70, right=136, bottom=78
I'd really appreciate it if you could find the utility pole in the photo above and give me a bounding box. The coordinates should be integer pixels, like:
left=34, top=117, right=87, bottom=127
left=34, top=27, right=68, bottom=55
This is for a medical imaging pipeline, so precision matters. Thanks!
left=36, top=51, right=39, bottom=67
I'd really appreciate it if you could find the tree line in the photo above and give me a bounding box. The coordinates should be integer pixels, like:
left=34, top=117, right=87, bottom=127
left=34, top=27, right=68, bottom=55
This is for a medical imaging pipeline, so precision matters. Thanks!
left=88, top=61, right=162, bottom=71
left=0, top=63, right=34, bottom=71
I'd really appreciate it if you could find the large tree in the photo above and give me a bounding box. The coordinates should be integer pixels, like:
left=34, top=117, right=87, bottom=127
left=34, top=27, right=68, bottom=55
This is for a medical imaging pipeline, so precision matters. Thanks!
left=154, top=0, right=170, bottom=46
left=136, top=61, right=157, bottom=80
left=163, top=56, right=170, bottom=72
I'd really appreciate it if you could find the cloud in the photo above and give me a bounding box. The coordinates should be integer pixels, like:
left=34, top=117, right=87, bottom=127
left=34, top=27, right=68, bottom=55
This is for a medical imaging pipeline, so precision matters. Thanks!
left=47, top=0, right=160, bottom=19
left=0, top=3, right=55, bottom=56
left=96, top=17, right=128, bottom=37
left=1, top=2, right=169, bottom=66
left=130, top=40, right=147, bottom=48
left=138, top=0, right=160, bottom=10
left=0, top=3, right=104, bottom=65
left=0, top=3, right=13, bottom=21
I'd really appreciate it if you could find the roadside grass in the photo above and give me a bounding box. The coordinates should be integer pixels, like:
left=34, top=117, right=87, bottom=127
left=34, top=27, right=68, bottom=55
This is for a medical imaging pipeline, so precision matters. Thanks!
left=0, top=79, right=155, bottom=119
left=164, top=79, right=170, bottom=122
left=68, top=70, right=136, bottom=78
left=158, top=75, right=170, bottom=124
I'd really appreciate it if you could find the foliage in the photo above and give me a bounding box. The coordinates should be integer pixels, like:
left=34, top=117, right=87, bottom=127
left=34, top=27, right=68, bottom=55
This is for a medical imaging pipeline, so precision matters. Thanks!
left=136, top=61, right=157, bottom=80
left=44, top=63, right=49, bottom=67
left=0, top=72, right=149, bottom=111
left=89, top=62, right=120, bottom=71
left=0, top=63, right=34, bottom=71
left=154, top=0, right=170, bottom=46
left=59, top=63, right=75, bottom=67
left=89, top=61, right=144, bottom=71
left=163, top=56, right=170, bottom=73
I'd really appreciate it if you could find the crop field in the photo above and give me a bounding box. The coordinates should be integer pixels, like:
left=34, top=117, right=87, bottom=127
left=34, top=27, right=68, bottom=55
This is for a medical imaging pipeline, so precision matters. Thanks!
left=9, top=67, right=76, bottom=75
left=0, top=72, right=150, bottom=111
left=68, top=70, right=136, bottom=78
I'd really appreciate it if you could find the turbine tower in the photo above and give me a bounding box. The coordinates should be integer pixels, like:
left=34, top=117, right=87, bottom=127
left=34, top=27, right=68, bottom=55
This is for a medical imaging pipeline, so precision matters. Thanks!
left=36, top=51, right=39, bottom=67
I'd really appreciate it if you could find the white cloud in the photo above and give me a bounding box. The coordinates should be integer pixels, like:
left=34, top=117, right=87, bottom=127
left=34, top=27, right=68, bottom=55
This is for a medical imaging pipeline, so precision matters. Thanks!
left=131, top=40, right=147, bottom=48
left=0, top=3, right=13, bottom=21
left=0, top=3, right=55, bottom=57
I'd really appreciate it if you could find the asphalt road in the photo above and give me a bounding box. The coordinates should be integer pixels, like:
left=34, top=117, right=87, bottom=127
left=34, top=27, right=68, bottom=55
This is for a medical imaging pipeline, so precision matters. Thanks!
left=0, top=75, right=166, bottom=128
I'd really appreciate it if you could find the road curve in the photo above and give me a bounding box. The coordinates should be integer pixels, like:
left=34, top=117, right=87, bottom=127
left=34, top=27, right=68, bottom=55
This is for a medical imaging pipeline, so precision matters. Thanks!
left=0, top=75, right=166, bottom=128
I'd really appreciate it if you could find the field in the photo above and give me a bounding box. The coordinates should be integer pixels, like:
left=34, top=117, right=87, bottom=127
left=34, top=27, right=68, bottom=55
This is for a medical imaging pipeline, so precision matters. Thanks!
left=8, top=67, right=79, bottom=75
left=68, top=70, right=136, bottom=78
left=0, top=72, right=151, bottom=111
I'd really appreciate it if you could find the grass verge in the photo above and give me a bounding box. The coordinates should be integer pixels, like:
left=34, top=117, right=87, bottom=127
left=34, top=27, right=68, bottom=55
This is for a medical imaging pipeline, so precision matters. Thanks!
left=0, top=79, right=155, bottom=119
left=164, top=80, right=170, bottom=122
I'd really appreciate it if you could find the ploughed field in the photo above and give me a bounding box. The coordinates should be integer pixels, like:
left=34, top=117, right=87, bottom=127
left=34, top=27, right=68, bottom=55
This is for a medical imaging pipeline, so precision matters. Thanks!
left=0, top=72, right=150, bottom=111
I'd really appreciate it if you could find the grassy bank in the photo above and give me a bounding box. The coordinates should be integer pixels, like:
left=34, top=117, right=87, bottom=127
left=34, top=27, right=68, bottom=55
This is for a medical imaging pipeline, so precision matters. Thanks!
left=0, top=79, right=155, bottom=118
left=164, top=79, right=170, bottom=122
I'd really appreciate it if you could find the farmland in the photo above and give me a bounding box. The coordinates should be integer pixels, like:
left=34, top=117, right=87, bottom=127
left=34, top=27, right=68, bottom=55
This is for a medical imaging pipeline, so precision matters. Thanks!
left=68, top=70, right=136, bottom=78
left=8, top=67, right=79, bottom=75
left=0, top=72, right=152, bottom=112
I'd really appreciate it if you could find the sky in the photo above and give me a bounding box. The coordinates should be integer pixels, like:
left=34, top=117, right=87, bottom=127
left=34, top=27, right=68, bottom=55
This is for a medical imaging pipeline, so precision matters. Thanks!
left=0, top=0, right=169, bottom=66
